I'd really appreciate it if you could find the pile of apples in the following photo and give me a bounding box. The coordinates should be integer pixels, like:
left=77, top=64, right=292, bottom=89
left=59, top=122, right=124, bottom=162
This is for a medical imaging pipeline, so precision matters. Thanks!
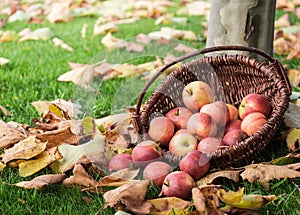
left=107, top=81, right=272, bottom=200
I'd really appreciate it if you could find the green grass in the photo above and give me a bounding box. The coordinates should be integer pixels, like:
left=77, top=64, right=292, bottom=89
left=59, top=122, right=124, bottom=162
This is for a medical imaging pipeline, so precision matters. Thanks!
left=1, top=2, right=300, bottom=215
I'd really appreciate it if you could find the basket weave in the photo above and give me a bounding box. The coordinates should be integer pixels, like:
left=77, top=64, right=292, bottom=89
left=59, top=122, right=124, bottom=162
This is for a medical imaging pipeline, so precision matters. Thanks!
left=132, top=46, right=291, bottom=169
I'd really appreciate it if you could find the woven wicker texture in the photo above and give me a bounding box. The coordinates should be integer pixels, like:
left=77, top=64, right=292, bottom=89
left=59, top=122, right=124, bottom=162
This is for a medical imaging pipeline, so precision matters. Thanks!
left=133, top=46, right=291, bottom=169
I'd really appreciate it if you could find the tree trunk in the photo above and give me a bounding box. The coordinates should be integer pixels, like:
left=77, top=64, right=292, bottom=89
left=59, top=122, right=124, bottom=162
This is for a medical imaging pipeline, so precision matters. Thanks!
left=206, top=0, right=276, bottom=57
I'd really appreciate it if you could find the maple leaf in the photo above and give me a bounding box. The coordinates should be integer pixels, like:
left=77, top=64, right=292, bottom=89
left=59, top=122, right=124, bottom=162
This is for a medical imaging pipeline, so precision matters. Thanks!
left=14, top=174, right=66, bottom=190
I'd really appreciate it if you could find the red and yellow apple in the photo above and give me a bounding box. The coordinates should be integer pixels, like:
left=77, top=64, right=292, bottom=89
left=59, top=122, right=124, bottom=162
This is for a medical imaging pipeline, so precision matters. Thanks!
left=224, top=119, right=242, bottom=134
left=148, top=116, right=175, bottom=146
left=241, top=112, right=267, bottom=136
left=187, top=112, right=218, bottom=139
left=182, top=81, right=215, bottom=112
left=200, top=101, right=230, bottom=126
left=160, top=171, right=195, bottom=200
left=143, top=161, right=173, bottom=187
left=226, top=103, right=239, bottom=121
left=222, top=129, right=248, bottom=146
left=239, top=93, right=271, bottom=120
left=179, top=150, right=210, bottom=180
left=131, top=140, right=162, bottom=168
left=107, top=153, right=133, bottom=172
left=197, top=137, right=222, bottom=153
left=166, top=107, right=193, bottom=130
left=169, top=129, right=198, bottom=156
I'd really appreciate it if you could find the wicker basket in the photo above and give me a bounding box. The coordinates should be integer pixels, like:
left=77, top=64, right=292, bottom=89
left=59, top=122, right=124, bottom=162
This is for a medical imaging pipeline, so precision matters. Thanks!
left=132, top=46, right=291, bottom=169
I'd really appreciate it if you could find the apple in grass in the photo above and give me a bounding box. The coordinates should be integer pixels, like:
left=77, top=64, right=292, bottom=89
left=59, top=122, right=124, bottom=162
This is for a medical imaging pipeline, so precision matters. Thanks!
left=197, top=137, right=222, bottom=153
left=241, top=112, right=267, bottom=136
left=169, top=129, right=198, bottom=157
left=224, top=119, right=242, bottom=134
left=107, top=153, right=133, bottom=172
left=160, top=171, right=195, bottom=200
left=239, top=93, right=271, bottom=120
left=182, top=81, right=215, bottom=112
left=166, top=107, right=193, bottom=130
left=200, top=101, right=230, bottom=126
left=222, top=129, right=248, bottom=146
left=143, top=161, right=173, bottom=187
left=187, top=112, right=218, bottom=139
left=132, top=140, right=162, bottom=168
left=148, top=116, right=175, bottom=146
left=226, top=104, right=239, bottom=121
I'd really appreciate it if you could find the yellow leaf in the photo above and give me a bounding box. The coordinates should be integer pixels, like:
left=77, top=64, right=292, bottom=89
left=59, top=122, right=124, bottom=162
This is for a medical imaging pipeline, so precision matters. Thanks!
left=217, top=187, right=277, bottom=210
left=18, top=147, right=60, bottom=177
left=2, top=136, right=47, bottom=163
left=286, top=128, right=300, bottom=151
left=147, top=197, right=191, bottom=215
left=0, top=162, right=6, bottom=172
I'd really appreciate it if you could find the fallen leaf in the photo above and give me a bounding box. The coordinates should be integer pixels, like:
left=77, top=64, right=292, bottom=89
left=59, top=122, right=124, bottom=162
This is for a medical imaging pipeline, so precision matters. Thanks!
left=275, top=14, right=290, bottom=28
left=18, top=147, right=60, bottom=177
left=217, top=187, right=276, bottom=210
left=148, top=27, right=197, bottom=40
left=62, top=163, right=98, bottom=188
left=50, top=134, right=106, bottom=173
left=101, top=32, right=125, bottom=50
left=223, top=208, right=260, bottom=215
left=287, top=69, right=300, bottom=87
left=0, top=120, right=27, bottom=149
left=103, top=180, right=152, bottom=215
left=125, top=42, right=144, bottom=53
left=8, top=10, right=30, bottom=23
left=14, top=174, right=66, bottom=189
left=196, top=170, right=241, bottom=186
left=36, top=126, right=79, bottom=148
left=284, top=103, right=300, bottom=128
left=0, top=162, right=6, bottom=172
left=19, top=27, right=54, bottom=42
left=81, top=23, right=87, bottom=39
left=177, top=1, right=211, bottom=17
left=241, top=163, right=300, bottom=189
left=174, top=43, right=197, bottom=53
left=0, top=104, right=11, bottom=116
left=53, top=37, right=73, bottom=52
left=286, top=128, right=300, bottom=151
left=147, top=197, right=191, bottom=214
left=0, top=30, right=19, bottom=42
left=2, top=136, right=46, bottom=163
left=0, top=57, right=10, bottom=66
left=93, top=21, right=119, bottom=35
left=46, top=2, right=73, bottom=23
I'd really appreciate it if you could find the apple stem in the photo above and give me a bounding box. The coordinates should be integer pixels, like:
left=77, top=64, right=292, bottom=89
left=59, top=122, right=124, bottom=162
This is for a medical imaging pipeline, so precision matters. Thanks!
left=175, top=108, right=180, bottom=116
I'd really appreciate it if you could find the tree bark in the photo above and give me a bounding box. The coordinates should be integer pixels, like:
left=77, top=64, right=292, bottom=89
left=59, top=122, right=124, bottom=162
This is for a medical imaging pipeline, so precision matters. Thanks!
left=206, top=0, right=276, bottom=57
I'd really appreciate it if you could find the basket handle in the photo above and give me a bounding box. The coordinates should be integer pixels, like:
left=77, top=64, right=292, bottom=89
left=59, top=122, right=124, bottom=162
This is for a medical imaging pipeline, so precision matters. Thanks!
left=134, top=45, right=291, bottom=118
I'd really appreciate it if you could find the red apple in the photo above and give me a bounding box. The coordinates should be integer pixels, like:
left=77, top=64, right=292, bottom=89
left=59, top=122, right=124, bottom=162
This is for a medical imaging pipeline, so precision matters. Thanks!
left=107, top=153, right=133, bottom=172
left=179, top=150, right=210, bottom=180
left=222, top=129, right=248, bottom=146
left=182, top=81, right=215, bottom=112
left=241, top=112, right=267, bottom=136
left=169, top=129, right=198, bottom=156
left=239, top=93, right=271, bottom=120
left=187, top=112, right=218, bottom=139
left=200, top=101, right=230, bottom=126
left=160, top=171, right=195, bottom=200
left=197, top=137, right=222, bottom=153
left=166, top=107, right=193, bottom=130
left=132, top=140, right=162, bottom=168
left=148, top=116, right=175, bottom=146
left=224, top=119, right=242, bottom=134
left=143, top=161, right=173, bottom=187
left=226, top=104, right=239, bottom=121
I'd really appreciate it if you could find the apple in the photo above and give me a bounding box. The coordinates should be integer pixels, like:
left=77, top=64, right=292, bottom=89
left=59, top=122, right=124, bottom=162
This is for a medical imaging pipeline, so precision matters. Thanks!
left=131, top=140, right=162, bottom=168
left=222, top=129, right=248, bottom=146
left=182, top=81, right=215, bottom=112
left=143, top=161, right=173, bottom=187
left=179, top=150, right=210, bottom=180
left=107, top=153, right=133, bottom=172
left=241, top=112, right=267, bottom=136
left=239, top=93, right=271, bottom=120
left=224, top=119, right=242, bottom=134
left=226, top=104, right=239, bottom=121
left=161, top=171, right=195, bottom=200
left=169, top=129, right=198, bottom=156
left=187, top=112, right=218, bottom=139
left=197, top=137, right=222, bottom=153
left=148, top=116, right=175, bottom=146
left=200, top=101, right=230, bottom=126
left=166, top=107, right=193, bottom=130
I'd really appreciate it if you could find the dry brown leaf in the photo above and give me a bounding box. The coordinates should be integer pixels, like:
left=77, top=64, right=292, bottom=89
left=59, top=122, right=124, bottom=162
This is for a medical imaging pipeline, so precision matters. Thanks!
left=286, top=128, right=300, bottom=151
left=287, top=69, right=300, bottom=87
left=14, top=174, right=66, bottom=189
left=0, top=120, right=27, bottom=149
left=36, top=126, right=79, bottom=148
left=19, top=27, right=53, bottom=42
left=101, top=32, right=125, bottom=50
left=103, top=180, right=152, bottom=215
left=286, top=42, right=300, bottom=60
left=96, top=169, right=139, bottom=187
left=192, top=185, right=222, bottom=215
left=46, top=2, right=73, bottom=23
left=284, top=103, right=300, bottom=128
left=18, top=147, right=60, bottom=177
left=53, top=37, right=73, bottom=52
left=241, top=163, right=300, bottom=190
left=275, top=14, right=290, bottom=28
left=125, top=42, right=144, bottom=53
left=2, top=136, right=46, bottom=163
left=62, top=163, right=98, bottom=188
left=196, top=170, right=241, bottom=186
left=147, top=197, right=191, bottom=214
left=0, top=57, right=10, bottom=66
left=223, top=208, right=260, bottom=215
left=174, top=43, right=197, bottom=53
